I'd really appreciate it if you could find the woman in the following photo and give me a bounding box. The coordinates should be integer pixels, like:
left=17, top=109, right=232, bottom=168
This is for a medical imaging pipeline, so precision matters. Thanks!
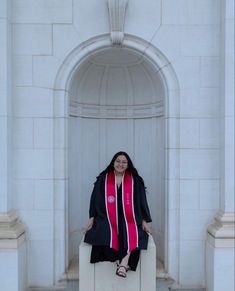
left=84, top=151, right=152, bottom=278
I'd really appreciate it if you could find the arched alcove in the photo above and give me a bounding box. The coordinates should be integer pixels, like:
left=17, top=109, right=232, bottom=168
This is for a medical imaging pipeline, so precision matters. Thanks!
left=68, top=46, right=165, bottom=267
left=53, top=35, right=180, bottom=282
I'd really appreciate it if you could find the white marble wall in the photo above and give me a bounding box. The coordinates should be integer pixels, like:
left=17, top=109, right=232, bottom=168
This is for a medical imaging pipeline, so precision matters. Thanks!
left=206, top=241, right=235, bottom=291
left=159, top=0, right=220, bottom=286
left=0, top=241, right=27, bottom=291
left=9, top=0, right=222, bottom=288
left=11, top=0, right=71, bottom=285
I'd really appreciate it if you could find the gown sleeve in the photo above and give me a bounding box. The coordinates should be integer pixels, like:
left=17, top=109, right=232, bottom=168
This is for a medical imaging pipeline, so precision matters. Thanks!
left=139, top=181, right=152, bottom=223
left=89, top=177, right=100, bottom=218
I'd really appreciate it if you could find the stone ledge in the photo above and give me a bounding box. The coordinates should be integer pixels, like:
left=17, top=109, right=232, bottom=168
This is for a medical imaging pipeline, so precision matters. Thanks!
left=0, top=221, right=26, bottom=239
left=0, top=210, right=18, bottom=225
left=170, top=289, right=205, bottom=291
left=0, top=210, right=26, bottom=243
left=0, top=233, right=26, bottom=249
left=169, top=283, right=205, bottom=291
left=207, top=233, right=235, bottom=248
left=207, top=211, right=235, bottom=245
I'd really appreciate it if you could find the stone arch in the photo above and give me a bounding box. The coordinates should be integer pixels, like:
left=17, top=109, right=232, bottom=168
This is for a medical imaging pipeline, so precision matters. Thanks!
left=53, top=34, right=180, bottom=281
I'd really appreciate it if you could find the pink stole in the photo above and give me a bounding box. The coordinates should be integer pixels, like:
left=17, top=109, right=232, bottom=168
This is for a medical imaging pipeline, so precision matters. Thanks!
left=105, top=171, right=138, bottom=252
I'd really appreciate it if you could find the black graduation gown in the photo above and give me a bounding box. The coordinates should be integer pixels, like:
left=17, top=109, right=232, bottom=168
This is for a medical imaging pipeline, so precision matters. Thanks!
left=84, top=173, right=152, bottom=269
left=89, top=184, right=142, bottom=270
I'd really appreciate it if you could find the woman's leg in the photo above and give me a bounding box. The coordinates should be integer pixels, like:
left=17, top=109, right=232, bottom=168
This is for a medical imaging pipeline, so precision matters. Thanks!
left=119, top=252, right=130, bottom=268
left=119, top=250, right=140, bottom=270
left=116, top=252, right=130, bottom=277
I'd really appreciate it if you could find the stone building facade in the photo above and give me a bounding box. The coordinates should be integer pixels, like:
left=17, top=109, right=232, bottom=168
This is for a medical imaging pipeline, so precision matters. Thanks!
left=0, top=0, right=234, bottom=290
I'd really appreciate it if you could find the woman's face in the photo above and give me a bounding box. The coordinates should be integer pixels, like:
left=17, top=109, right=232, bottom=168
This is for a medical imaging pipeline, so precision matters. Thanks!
left=113, top=155, right=128, bottom=175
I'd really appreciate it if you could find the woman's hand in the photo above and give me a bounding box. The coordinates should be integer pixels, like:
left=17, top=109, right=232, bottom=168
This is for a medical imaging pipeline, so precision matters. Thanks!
left=142, top=220, right=152, bottom=235
left=84, top=217, right=94, bottom=233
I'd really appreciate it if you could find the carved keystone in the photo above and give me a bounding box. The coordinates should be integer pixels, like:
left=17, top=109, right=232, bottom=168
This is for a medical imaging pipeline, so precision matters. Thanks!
left=107, top=0, right=128, bottom=45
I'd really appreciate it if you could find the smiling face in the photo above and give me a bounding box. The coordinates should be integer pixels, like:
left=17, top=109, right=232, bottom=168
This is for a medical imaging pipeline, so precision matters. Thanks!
left=113, top=155, right=128, bottom=175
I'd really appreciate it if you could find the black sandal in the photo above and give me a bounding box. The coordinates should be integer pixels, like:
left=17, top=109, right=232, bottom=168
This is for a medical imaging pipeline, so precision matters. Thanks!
left=116, top=265, right=129, bottom=278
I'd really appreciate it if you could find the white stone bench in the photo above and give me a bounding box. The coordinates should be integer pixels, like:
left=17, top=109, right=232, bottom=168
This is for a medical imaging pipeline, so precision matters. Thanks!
left=79, top=235, right=156, bottom=291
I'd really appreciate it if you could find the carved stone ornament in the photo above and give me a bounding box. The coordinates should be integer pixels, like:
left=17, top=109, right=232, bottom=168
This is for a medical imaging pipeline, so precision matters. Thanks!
left=107, top=0, right=129, bottom=45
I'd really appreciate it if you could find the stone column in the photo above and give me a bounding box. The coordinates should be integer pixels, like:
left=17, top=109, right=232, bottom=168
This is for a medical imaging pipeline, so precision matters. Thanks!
left=0, top=1, right=27, bottom=290
left=206, top=1, right=235, bottom=291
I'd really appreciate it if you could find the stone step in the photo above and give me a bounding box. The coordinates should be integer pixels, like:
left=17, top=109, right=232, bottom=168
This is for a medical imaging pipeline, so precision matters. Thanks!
left=169, top=284, right=205, bottom=291
left=170, top=290, right=205, bottom=291
left=28, top=279, right=206, bottom=291
left=27, top=281, right=78, bottom=291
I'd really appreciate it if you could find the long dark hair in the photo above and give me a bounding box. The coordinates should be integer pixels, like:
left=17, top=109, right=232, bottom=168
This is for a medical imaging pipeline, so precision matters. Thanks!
left=99, top=151, right=145, bottom=185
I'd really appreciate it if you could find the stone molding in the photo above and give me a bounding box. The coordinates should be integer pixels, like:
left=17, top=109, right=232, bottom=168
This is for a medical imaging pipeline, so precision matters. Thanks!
left=0, top=210, right=26, bottom=242
left=207, top=211, right=235, bottom=248
left=69, top=101, right=164, bottom=119
left=0, top=233, right=26, bottom=249
left=107, top=0, right=129, bottom=45
left=169, top=284, right=205, bottom=291
left=0, top=210, right=18, bottom=225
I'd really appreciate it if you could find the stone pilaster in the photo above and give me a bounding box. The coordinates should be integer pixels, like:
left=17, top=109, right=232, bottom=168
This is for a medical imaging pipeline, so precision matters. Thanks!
left=0, top=210, right=27, bottom=291
left=206, top=1, right=235, bottom=290
left=0, top=1, right=27, bottom=290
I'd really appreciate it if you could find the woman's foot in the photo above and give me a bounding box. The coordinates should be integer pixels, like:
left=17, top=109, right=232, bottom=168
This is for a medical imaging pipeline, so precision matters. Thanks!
left=116, top=252, right=131, bottom=277
left=116, top=265, right=129, bottom=278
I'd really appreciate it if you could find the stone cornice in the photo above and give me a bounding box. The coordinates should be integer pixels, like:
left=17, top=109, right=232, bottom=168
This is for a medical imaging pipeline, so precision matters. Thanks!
left=207, top=211, right=235, bottom=248
left=0, top=233, right=26, bottom=249
left=0, top=210, right=18, bottom=225
left=0, top=221, right=26, bottom=239
left=0, top=210, right=26, bottom=240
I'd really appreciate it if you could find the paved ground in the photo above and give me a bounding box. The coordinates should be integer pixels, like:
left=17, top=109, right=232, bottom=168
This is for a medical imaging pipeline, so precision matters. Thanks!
left=28, top=279, right=206, bottom=291
left=157, top=279, right=173, bottom=291
left=28, top=278, right=174, bottom=291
